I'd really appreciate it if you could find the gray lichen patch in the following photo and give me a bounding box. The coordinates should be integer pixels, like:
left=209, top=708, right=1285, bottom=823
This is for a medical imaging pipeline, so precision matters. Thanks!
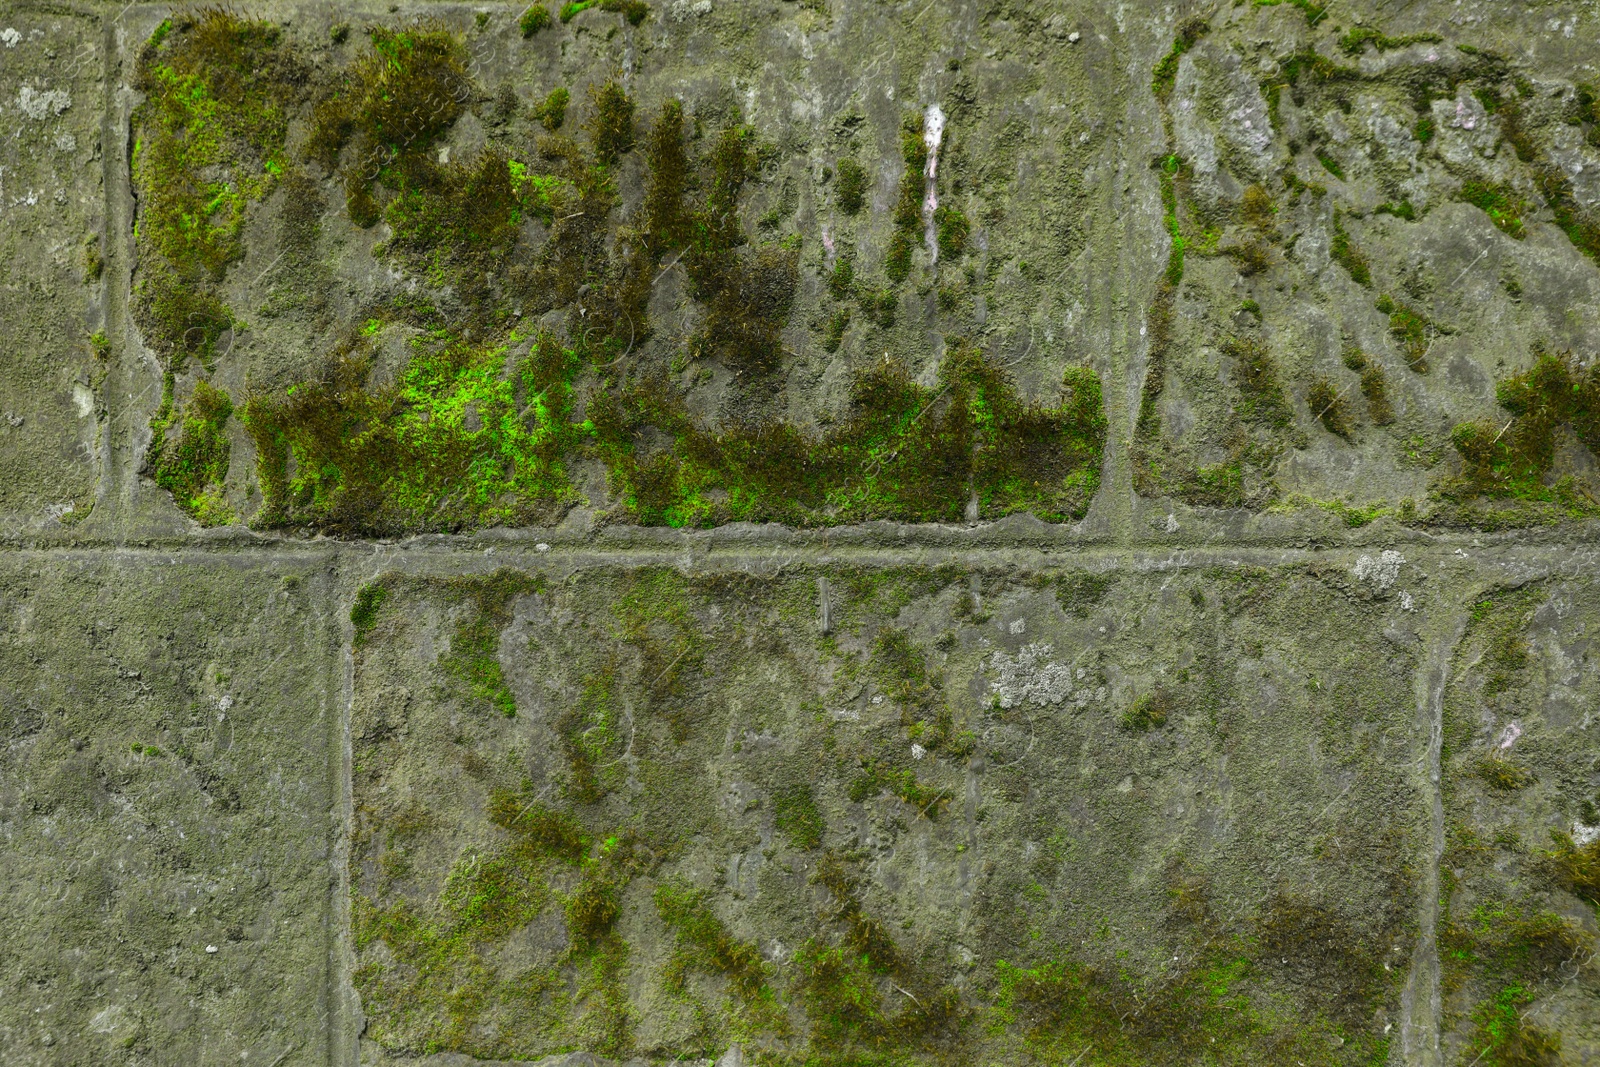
left=348, top=559, right=1430, bottom=1064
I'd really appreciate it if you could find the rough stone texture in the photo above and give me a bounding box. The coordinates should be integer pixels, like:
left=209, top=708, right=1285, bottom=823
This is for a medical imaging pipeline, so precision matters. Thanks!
left=1, top=0, right=1599, bottom=1065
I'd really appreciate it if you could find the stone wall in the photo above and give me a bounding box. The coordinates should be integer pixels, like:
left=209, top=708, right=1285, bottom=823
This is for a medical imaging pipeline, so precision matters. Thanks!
left=1, top=0, right=1597, bottom=1064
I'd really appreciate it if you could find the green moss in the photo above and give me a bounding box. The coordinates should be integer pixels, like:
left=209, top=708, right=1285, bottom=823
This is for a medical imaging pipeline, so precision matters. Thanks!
left=1547, top=831, right=1600, bottom=905
left=1252, top=0, right=1328, bottom=23
left=1225, top=337, right=1293, bottom=430
left=1475, top=755, right=1533, bottom=791
left=1460, top=181, right=1526, bottom=238
left=535, top=86, right=569, bottom=130
left=1307, top=377, right=1353, bottom=438
left=1329, top=213, right=1371, bottom=286
left=1375, top=294, right=1432, bottom=373
left=1315, top=150, right=1345, bottom=181
left=886, top=117, right=929, bottom=282
left=590, top=342, right=1106, bottom=526
left=1120, top=690, right=1174, bottom=732
left=1152, top=18, right=1207, bottom=99
left=835, top=157, right=867, bottom=214
left=439, top=572, right=544, bottom=717
left=585, top=80, right=635, bottom=168
left=519, top=4, right=553, bottom=34
left=307, top=26, right=470, bottom=229
left=1339, top=26, right=1441, bottom=56
left=351, top=582, right=391, bottom=646
left=654, top=879, right=784, bottom=1032
left=1445, top=346, right=1600, bottom=508
left=1467, top=985, right=1561, bottom=1067
left=848, top=758, right=951, bottom=815
left=934, top=204, right=969, bottom=259
left=149, top=379, right=235, bottom=525
left=774, top=784, right=825, bottom=850
left=1376, top=199, right=1417, bottom=220
left=131, top=11, right=297, bottom=367
left=244, top=327, right=585, bottom=533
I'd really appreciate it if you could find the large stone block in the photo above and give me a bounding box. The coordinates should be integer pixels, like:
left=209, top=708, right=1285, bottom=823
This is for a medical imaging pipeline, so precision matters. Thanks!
left=345, top=555, right=1441, bottom=1064
left=0, top=554, right=344, bottom=1065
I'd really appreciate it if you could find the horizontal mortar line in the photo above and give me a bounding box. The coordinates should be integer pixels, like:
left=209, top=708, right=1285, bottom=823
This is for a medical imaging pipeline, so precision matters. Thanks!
left=1, top=535, right=1598, bottom=576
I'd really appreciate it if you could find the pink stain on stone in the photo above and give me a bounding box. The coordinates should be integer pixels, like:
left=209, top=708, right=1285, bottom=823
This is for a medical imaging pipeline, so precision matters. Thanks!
left=1496, top=721, right=1522, bottom=750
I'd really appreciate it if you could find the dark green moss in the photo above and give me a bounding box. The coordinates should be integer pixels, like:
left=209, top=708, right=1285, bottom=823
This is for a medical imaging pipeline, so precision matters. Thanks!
left=1308, top=376, right=1353, bottom=438
left=1339, top=25, right=1441, bottom=56
left=654, top=879, right=784, bottom=1030
left=774, top=784, right=825, bottom=850
left=885, top=117, right=928, bottom=282
left=1316, top=150, right=1346, bottom=180
left=1376, top=294, right=1432, bottom=373
left=834, top=157, right=867, bottom=214
left=1445, top=346, right=1600, bottom=508
left=847, top=758, right=950, bottom=815
left=307, top=26, right=470, bottom=228
left=1120, top=689, right=1174, bottom=732
left=536, top=86, right=570, bottom=130
left=934, top=204, right=969, bottom=259
left=1329, top=213, right=1371, bottom=285
left=1376, top=199, right=1417, bottom=220
left=589, top=342, right=1105, bottom=526
left=519, top=4, right=553, bottom=34
left=585, top=81, right=635, bottom=168
left=1225, top=337, right=1293, bottom=430
left=351, top=582, right=391, bottom=646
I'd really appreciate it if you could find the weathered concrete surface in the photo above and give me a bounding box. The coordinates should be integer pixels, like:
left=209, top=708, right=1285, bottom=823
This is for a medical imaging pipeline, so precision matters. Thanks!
left=0, top=552, right=345, bottom=1065
left=1, top=0, right=1599, bottom=1064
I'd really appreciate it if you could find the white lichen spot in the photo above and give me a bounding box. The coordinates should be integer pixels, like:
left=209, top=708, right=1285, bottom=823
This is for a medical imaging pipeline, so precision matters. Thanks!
left=1399, top=591, right=1415, bottom=612
left=1496, top=721, right=1521, bottom=750
left=989, top=643, right=1074, bottom=708
left=18, top=85, right=71, bottom=121
left=921, top=104, right=945, bottom=263
left=1352, top=550, right=1404, bottom=592
left=71, top=383, right=92, bottom=417
left=54, top=131, right=76, bottom=153
left=2, top=27, right=21, bottom=47
left=1163, top=513, right=1179, bottom=533
left=910, top=743, right=927, bottom=760
left=1008, top=618, right=1026, bottom=635
left=1574, top=822, right=1600, bottom=846
left=535, top=542, right=550, bottom=552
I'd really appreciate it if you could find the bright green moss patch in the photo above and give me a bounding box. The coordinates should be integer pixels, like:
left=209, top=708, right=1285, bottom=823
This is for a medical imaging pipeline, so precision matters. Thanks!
left=590, top=343, right=1105, bottom=526
left=847, top=758, right=951, bottom=815
left=244, top=328, right=585, bottom=533
left=131, top=11, right=299, bottom=366
left=148, top=379, right=235, bottom=525
left=1460, top=181, right=1526, bottom=238
left=1315, top=150, right=1345, bottom=181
